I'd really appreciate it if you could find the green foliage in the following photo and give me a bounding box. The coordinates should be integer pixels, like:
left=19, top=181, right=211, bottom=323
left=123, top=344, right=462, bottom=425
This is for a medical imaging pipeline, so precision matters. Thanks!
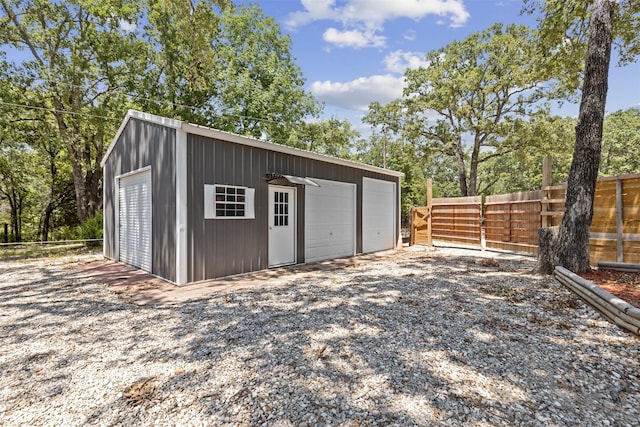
left=212, top=4, right=320, bottom=141
left=136, top=1, right=319, bottom=142
left=0, top=0, right=324, bottom=242
left=365, top=24, right=555, bottom=197
left=524, top=0, right=640, bottom=87
left=479, top=114, right=576, bottom=195
left=79, top=213, right=103, bottom=247
left=286, top=119, right=359, bottom=158
left=51, top=212, right=102, bottom=243
left=0, top=0, right=139, bottom=223
left=600, top=108, right=640, bottom=176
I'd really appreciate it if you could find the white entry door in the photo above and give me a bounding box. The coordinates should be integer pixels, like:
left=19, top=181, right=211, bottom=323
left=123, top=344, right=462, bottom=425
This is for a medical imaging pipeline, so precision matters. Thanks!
left=268, top=186, right=296, bottom=267
left=118, top=169, right=152, bottom=271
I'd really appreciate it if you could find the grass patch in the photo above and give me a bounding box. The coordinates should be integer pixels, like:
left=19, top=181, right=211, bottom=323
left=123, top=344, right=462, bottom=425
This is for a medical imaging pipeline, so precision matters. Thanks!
left=0, top=244, right=100, bottom=260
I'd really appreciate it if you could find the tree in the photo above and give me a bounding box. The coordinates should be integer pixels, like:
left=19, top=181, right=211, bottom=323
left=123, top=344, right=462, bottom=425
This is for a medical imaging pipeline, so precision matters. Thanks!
left=479, top=113, right=576, bottom=195
left=210, top=4, right=319, bottom=141
left=554, top=0, right=615, bottom=272
left=0, top=0, right=139, bottom=223
left=132, top=0, right=229, bottom=124
left=366, top=24, right=554, bottom=197
left=600, top=108, right=640, bottom=176
left=1, top=0, right=321, bottom=227
left=0, top=144, right=38, bottom=242
left=133, top=1, right=319, bottom=141
left=528, top=0, right=640, bottom=272
left=286, top=119, right=359, bottom=158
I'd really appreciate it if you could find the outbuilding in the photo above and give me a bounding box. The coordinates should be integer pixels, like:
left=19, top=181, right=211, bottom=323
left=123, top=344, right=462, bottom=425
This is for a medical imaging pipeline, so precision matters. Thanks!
left=102, top=110, right=404, bottom=285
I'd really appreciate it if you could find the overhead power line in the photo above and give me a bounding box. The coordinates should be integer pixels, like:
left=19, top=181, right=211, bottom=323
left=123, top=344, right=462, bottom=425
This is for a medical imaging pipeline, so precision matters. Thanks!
left=30, top=77, right=288, bottom=126
left=0, top=101, right=119, bottom=121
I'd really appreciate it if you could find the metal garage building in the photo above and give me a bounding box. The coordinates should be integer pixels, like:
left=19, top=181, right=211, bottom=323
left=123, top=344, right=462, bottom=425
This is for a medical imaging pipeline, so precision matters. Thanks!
left=102, top=110, right=404, bottom=285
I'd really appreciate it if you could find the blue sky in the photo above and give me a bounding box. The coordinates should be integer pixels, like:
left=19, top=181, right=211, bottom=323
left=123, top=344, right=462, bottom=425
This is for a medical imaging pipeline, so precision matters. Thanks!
left=239, top=0, right=640, bottom=134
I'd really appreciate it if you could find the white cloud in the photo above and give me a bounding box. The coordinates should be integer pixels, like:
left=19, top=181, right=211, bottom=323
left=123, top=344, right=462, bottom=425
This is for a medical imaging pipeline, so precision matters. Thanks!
left=287, top=0, right=470, bottom=29
left=403, top=29, right=417, bottom=41
left=323, top=27, right=386, bottom=48
left=119, top=19, right=137, bottom=33
left=287, top=0, right=339, bottom=27
left=310, top=74, right=404, bottom=111
left=384, top=50, right=429, bottom=74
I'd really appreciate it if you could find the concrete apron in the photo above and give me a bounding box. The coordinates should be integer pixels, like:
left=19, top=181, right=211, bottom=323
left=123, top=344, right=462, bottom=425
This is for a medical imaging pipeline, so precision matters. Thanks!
left=76, top=249, right=398, bottom=306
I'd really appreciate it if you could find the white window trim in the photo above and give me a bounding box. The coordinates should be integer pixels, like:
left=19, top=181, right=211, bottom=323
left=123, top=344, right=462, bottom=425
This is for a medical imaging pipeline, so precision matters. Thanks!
left=204, top=184, right=255, bottom=219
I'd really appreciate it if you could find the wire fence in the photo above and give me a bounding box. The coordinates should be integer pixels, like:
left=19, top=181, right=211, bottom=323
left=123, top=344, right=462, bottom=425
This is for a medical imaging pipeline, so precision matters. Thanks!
left=0, top=239, right=103, bottom=247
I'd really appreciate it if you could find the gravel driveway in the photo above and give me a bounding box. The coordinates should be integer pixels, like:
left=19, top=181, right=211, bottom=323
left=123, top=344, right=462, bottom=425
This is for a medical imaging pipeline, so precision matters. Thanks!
left=1, top=246, right=638, bottom=426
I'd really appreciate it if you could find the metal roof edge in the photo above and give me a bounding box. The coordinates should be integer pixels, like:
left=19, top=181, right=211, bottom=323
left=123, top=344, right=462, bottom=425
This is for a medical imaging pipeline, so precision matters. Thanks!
left=102, top=110, right=404, bottom=178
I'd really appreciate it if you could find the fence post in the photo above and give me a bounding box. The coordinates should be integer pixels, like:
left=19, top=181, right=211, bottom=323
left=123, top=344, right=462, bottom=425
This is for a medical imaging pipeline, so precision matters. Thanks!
left=426, top=178, right=433, bottom=246
left=3, top=223, right=7, bottom=243
left=541, top=156, right=553, bottom=228
left=409, top=207, right=414, bottom=246
left=616, top=179, right=623, bottom=262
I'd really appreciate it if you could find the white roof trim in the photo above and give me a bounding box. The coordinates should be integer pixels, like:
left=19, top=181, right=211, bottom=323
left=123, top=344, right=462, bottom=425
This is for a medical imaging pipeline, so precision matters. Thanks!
left=103, top=110, right=404, bottom=177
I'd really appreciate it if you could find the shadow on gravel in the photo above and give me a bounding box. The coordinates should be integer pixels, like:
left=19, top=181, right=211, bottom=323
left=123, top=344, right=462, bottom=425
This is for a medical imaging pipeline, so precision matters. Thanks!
left=1, top=252, right=637, bottom=426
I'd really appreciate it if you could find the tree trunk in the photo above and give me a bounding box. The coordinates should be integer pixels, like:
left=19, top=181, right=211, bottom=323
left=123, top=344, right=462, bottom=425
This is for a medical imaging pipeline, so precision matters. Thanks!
left=534, top=227, right=559, bottom=274
left=41, top=203, right=53, bottom=242
left=553, top=0, right=615, bottom=273
left=468, top=134, right=481, bottom=197
left=9, top=190, right=22, bottom=242
left=454, top=137, right=468, bottom=196
left=69, top=154, right=89, bottom=223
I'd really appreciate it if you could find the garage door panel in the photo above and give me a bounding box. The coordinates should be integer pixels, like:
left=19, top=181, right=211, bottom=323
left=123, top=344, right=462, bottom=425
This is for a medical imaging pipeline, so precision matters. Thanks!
left=363, top=178, right=396, bottom=253
left=118, top=170, right=152, bottom=272
left=305, top=179, right=356, bottom=263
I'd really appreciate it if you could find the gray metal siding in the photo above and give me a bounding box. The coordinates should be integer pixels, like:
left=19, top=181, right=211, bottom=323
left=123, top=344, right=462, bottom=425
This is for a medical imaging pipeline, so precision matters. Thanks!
left=103, top=118, right=177, bottom=282
left=187, top=134, right=400, bottom=282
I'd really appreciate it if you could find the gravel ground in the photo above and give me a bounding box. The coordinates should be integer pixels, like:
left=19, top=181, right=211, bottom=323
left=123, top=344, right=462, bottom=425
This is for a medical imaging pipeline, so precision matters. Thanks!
left=0, top=246, right=638, bottom=426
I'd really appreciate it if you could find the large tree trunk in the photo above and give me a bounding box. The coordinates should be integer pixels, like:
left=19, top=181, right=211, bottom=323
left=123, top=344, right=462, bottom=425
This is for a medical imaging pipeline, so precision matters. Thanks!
left=553, top=0, right=615, bottom=273
left=454, top=137, right=469, bottom=196
left=468, top=134, right=482, bottom=197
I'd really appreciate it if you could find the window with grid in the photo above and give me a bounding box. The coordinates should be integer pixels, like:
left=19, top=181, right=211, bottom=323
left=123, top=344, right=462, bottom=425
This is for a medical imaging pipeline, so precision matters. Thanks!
left=215, top=185, right=246, bottom=217
left=273, top=191, right=289, bottom=226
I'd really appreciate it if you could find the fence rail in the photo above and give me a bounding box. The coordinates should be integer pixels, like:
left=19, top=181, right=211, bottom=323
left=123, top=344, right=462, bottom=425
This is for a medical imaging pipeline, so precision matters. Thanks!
left=0, top=238, right=103, bottom=247
left=543, top=174, right=640, bottom=264
left=410, top=171, right=640, bottom=265
left=485, top=190, right=542, bottom=255
left=430, top=196, right=482, bottom=247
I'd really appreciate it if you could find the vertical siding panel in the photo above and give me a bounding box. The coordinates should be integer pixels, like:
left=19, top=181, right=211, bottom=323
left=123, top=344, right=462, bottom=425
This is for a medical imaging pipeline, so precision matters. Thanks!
left=179, top=132, right=401, bottom=281
left=196, top=136, right=207, bottom=282
left=253, top=147, right=264, bottom=271
left=103, top=118, right=176, bottom=282
left=203, top=138, right=216, bottom=279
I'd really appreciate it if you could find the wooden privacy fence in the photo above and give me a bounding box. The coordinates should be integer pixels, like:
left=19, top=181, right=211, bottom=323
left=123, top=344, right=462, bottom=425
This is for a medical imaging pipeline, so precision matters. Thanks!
left=431, top=196, right=482, bottom=247
left=410, top=173, right=640, bottom=264
left=543, top=174, right=640, bottom=264
left=411, top=195, right=482, bottom=248
left=484, top=190, right=542, bottom=255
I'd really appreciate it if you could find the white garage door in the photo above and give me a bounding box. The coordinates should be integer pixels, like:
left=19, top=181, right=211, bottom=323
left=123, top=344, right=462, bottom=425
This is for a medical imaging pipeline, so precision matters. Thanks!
left=118, top=169, right=152, bottom=272
left=305, top=178, right=356, bottom=263
left=363, top=177, right=396, bottom=253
